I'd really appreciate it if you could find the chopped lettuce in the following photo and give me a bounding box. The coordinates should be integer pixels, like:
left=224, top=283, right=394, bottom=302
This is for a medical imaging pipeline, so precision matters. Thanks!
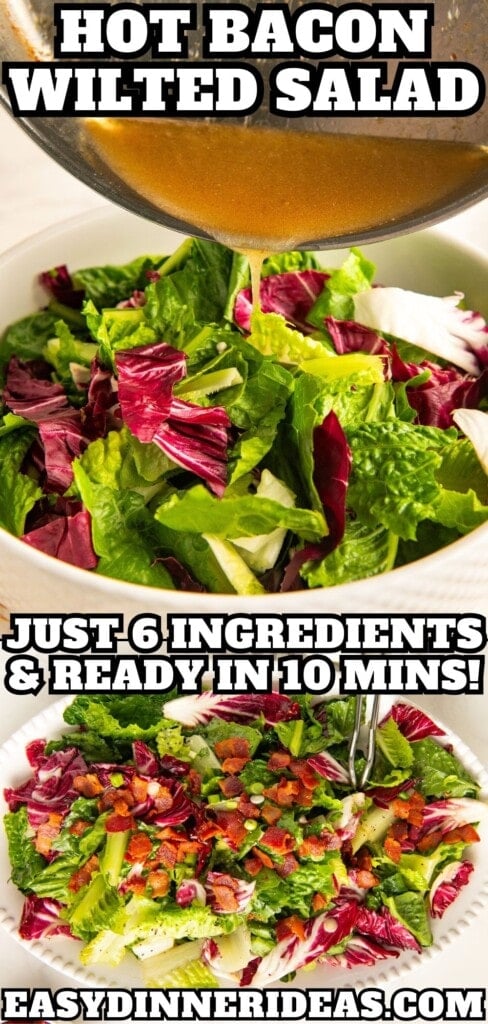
left=411, top=739, right=480, bottom=799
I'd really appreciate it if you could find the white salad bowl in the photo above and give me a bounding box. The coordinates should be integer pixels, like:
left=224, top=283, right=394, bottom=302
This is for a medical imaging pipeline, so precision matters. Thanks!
left=0, top=205, right=487, bottom=626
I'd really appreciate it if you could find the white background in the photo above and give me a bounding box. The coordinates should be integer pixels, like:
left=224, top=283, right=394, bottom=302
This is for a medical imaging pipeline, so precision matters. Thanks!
left=0, top=105, right=488, bottom=1019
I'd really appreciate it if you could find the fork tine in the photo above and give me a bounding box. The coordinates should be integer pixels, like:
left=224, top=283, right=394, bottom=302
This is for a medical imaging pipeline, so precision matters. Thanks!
left=348, top=694, right=364, bottom=789
left=360, top=694, right=381, bottom=789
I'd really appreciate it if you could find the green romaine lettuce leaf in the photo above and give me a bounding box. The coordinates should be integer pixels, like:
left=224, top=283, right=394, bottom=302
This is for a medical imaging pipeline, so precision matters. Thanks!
left=73, top=460, right=174, bottom=589
left=346, top=422, right=454, bottom=541
left=154, top=484, right=326, bottom=543
left=0, top=425, right=41, bottom=535
left=383, top=892, right=432, bottom=947
left=83, top=301, right=158, bottom=369
left=411, top=738, right=479, bottom=798
left=375, top=718, right=414, bottom=770
left=4, top=807, right=45, bottom=891
left=302, top=521, right=398, bottom=588
left=1, top=310, right=60, bottom=369
left=144, top=238, right=233, bottom=346
left=73, top=254, right=167, bottom=307
left=247, top=309, right=327, bottom=364
left=307, top=248, right=376, bottom=327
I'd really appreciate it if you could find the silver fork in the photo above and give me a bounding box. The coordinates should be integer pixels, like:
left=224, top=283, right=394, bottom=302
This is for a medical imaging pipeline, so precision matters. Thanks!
left=348, top=694, right=380, bottom=789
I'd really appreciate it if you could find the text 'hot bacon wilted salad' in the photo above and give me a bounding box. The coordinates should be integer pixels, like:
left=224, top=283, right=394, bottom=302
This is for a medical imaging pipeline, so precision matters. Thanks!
left=0, top=241, right=487, bottom=593
left=4, top=693, right=484, bottom=987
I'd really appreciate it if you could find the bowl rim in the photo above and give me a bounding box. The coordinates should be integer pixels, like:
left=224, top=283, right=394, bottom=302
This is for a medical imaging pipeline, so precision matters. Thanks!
left=0, top=204, right=487, bottom=605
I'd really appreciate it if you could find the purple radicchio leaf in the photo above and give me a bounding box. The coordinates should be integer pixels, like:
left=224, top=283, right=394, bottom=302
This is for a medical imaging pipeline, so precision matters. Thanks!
left=379, top=702, right=445, bottom=742
left=281, top=410, right=352, bottom=590
left=418, top=798, right=483, bottom=838
left=116, top=342, right=232, bottom=496
left=22, top=500, right=97, bottom=569
left=19, top=895, right=75, bottom=940
left=325, top=933, right=400, bottom=968
left=356, top=904, right=421, bottom=952
left=176, top=878, right=207, bottom=908
left=307, top=750, right=350, bottom=786
left=39, top=265, right=85, bottom=309
left=312, top=409, right=352, bottom=553
left=4, top=747, right=88, bottom=825
left=4, top=357, right=67, bottom=420
left=250, top=901, right=360, bottom=987
left=162, top=692, right=300, bottom=727
left=429, top=860, right=474, bottom=918
left=234, top=271, right=329, bottom=334
left=325, top=316, right=391, bottom=359
left=132, top=741, right=160, bottom=778
left=391, top=347, right=488, bottom=428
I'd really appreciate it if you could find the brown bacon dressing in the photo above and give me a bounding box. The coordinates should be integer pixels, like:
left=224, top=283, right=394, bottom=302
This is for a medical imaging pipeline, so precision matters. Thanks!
left=86, top=117, right=488, bottom=250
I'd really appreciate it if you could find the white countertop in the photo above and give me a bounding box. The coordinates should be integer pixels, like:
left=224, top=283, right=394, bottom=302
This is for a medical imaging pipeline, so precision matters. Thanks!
left=0, top=106, right=487, bottom=1019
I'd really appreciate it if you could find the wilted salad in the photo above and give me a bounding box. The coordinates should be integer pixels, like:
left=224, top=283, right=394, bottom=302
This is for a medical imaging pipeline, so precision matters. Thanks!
left=3, top=694, right=484, bottom=987
left=0, top=240, right=487, bottom=592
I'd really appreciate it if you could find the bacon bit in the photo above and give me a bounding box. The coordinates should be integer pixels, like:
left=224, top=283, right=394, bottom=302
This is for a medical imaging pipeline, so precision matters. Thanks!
left=69, top=820, right=91, bottom=837
left=73, top=773, right=104, bottom=798
left=146, top=870, right=170, bottom=897
left=384, top=836, right=402, bottom=863
left=99, top=787, right=135, bottom=811
left=392, top=798, right=411, bottom=821
left=215, top=738, right=251, bottom=760
left=389, top=821, right=409, bottom=843
left=276, top=854, right=299, bottom=878
left=416, top=830, right=444, bottom=853
left=276, top=915, right=306, bottom=942
left=268, top=751, right=292, bottom=771
left=356, top=848, right=373, bottom=871
left=297, top=783, right=313, bottom=807
left=254, top=847, right=274, bottom=869
left=443, top=828, right=468, bottom=845
left=68, top=854, right=99, bottom=893
left=244, top=855, right=263, bottom=877
left=214, top=810, right=249, bottom=849
left=34, top=812, right=63, bottom=856
left=290, top=760, right=319, bottom=790
left=356, top=869, right=379, bottom=889
left=392, top=792, right=425, bottom=828
left=207, top=875, right=242, bottom=912
left=113, top=798, right=131, bottom=816
left=176, top=841, right=201, bottom=862
left=156, top=826, right=185, bottom=841
left=157, top=841, right=178, bottom=869
left=124, top=876, right=147, bottom=895
left=263, top=779, right=300, bottom=807
left=298, top=835, right=329, bottom=859
left=261, top=827, right=296, bottom=855
left=221, top=756, right=250, bottom=774
left=215, top=884, right=240, bottom=911
left=130, top=776, right=149, bottom=802
left=125, top=833, right=153, bottom=864
left=219, top=776, right=244, bottom=798
left=261, top=802, right=282, bottom=826
left=154, top=786, right=174, bottom=812
left=238, top=794, right=261, bottom=819
left=187, top=769, right=202, bottom=796
left=459, top=824, right=480, bottom=844
left=196, top=820, right=222, bottom=843
left=312, top=893, right=328, bottom=912
left=105, top=813, right=136, bottom=833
